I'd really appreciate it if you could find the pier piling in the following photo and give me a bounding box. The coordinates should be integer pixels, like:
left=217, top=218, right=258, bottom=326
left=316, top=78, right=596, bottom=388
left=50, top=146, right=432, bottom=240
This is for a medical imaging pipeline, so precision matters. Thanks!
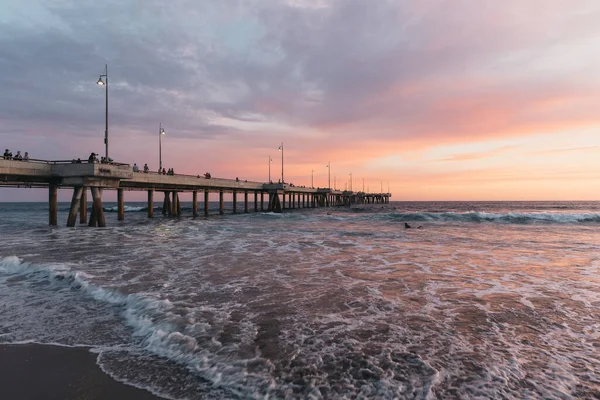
left=49, top=184, right=58, bottom=226
left=117, top=188, right=124, bottom=221
left=219, top=191, right=224, bottom=215
left=67, top=186, right=83, bottom=227
left=192, top=191, right=198, bottom=217
left=148, top=190, right=154, bottom=218
left=80, top=188, right=87, bottom=224
left=204, top=190, right=209, bottom=217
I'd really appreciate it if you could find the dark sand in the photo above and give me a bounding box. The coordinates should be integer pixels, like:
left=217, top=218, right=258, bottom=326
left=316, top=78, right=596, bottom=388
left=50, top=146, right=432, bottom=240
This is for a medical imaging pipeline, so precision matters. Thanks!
left=0, top=343, right=165, bottom=400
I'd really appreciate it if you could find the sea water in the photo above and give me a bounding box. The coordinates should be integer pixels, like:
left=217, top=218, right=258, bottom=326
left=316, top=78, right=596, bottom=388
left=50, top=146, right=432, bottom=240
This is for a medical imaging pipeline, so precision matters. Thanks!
left=1, top=201, right=599, bottom=399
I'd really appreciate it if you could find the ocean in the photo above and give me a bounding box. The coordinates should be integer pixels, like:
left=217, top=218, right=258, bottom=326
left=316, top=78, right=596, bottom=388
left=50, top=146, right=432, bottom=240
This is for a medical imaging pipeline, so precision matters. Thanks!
left=1, top=201, right=599, bottom=399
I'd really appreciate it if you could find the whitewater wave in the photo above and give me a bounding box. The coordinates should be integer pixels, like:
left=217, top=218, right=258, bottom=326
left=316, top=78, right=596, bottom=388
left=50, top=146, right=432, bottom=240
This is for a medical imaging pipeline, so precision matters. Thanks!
left=0, top=256, right=265, bottom=397
left=386, top=211, right=600, bottom=224
left=103, top=205, right=148, bottom=212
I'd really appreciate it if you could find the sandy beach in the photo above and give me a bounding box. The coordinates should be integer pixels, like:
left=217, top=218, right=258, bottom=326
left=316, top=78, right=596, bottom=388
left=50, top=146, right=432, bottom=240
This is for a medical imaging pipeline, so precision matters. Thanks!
left=0, top=343, right=164, bottom=400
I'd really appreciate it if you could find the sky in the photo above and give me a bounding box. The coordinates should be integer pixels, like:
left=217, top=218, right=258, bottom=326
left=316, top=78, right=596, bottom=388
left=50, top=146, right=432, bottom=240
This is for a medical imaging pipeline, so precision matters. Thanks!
left=1, top=0, right=600, bottom=201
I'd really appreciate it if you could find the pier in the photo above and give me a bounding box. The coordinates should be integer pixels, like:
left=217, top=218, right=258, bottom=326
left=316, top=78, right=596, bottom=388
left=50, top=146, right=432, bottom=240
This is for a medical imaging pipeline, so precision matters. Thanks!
left=0, top=159, right=391, bottom=227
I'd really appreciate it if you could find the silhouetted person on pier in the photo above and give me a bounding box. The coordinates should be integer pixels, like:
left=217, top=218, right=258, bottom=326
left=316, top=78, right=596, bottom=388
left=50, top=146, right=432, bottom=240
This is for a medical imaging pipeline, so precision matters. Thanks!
left=14, top=151, right=22, bottom=160
left=132, top=163, right=139, bottom=172
left=162, top=168, right=166, bottom=175
left=24, top=152, right=30, bottom=161
left=143, top=163, right=149, bottom=173
left=88, top=153, right=96, bottom=163
left=3, top=149, right=10, bottom=159
left=236, top=177, right=239, bottom=182
left=75, top=158, right=81, bottom=163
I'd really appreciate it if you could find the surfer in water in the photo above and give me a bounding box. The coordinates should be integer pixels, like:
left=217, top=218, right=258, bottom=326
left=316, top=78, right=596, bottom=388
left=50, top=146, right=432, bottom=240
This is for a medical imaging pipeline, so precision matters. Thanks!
left=405, top=223, right=423, bottom=229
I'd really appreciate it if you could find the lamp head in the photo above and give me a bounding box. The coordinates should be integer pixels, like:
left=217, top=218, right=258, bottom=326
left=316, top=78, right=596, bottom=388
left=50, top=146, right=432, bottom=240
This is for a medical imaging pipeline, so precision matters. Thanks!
left=97, top=77, right=105, bottom=86
left=160, top=128, right=166, bottom=135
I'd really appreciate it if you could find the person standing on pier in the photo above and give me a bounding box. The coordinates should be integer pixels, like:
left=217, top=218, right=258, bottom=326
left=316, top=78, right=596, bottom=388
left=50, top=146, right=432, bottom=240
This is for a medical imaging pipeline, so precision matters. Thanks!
left=3, top=149, right=11, bottom=159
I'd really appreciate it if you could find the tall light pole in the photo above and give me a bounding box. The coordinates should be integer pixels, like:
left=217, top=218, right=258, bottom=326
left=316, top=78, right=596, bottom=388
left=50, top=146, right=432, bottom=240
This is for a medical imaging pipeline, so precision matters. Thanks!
left=388, top=182, right=390, bottom=194
left=381, top=182, right=383, bottom=193
left=334, top=175, right=337, bottom=190
left=327, top=162, right=331, bottom=189
left=349, top=172, right=353, bottom=192
left=311, top=169, right=314, bottom=188
left=96, top=64, right=108, bottom=160
left=268, top=156, right=273, bottom=182
left=159, top=123, right=166, bottom=171
left=278, top=142, right=284, bottom=183
left=362, top=178, right=365, bottom=192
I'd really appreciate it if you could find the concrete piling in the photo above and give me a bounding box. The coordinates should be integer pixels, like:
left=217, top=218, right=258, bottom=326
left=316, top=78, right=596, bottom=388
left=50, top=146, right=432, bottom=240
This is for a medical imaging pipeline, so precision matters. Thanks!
left=67, top=186, right=83, bottom=227
left=148, top=190, right=154, bottom=218
left=117, top=188, right=124, bottom=221
left=49, top=184, right=58, bottom=226
left=192, top=191, right=198, bottom=217
left=204, top=190, right=209, bottom=217
left=80, top=188, right=87, bottom=224
left=219, top=191, right=224, bottom=215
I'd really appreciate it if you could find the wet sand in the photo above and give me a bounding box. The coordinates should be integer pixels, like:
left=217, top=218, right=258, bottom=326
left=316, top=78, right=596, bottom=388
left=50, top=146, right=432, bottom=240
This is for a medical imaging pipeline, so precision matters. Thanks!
left=0, top=343, right=164, bottom=400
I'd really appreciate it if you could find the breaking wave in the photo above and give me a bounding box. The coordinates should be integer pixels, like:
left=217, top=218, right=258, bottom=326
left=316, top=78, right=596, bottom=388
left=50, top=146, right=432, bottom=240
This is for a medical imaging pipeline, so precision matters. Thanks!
left=386, top=211, right=600, bottom=224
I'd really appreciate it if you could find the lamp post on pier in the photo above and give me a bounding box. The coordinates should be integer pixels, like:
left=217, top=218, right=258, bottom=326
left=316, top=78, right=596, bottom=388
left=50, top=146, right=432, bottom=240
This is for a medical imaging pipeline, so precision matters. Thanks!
left=278, top=142, right=284, bottom=183
left=349, top=172, right=353, bottom=192
left=159, top=123, right=166, bottom=171
left=311, top=169, right=314, bottom=188
left=362, top=178, right=365, bottom=192
left=96, top=64, right=109, bottom=160
left=334, top=175, right=337, bottom=190
left=268, top=156, right=273, bottom=182
left=327, top=162, right=331, bottom=189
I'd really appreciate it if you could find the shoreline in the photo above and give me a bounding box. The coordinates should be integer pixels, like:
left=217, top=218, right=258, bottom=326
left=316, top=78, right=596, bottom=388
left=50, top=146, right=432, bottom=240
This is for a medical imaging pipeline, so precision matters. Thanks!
left=0, top=343, right=165, bottom=400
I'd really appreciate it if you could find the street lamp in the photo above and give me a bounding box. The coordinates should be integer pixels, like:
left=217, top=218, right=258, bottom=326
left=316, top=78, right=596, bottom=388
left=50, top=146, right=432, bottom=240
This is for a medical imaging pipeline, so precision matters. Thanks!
left=349, top=172, right=353, bottom=192
left=311, top=169, right=314, bottom=188
left=362, top=178, right=365, bottom=192
left=268, top=156, right=273, bottom=182
left=159, top=123, right=166, bottom=171
left=334, top=175, right=337, bottom=190
left=326, top=162, right=331, bottom=189
left=96, top=64, right=108, bottom=160
left=278, top=142, right=284, bottom=183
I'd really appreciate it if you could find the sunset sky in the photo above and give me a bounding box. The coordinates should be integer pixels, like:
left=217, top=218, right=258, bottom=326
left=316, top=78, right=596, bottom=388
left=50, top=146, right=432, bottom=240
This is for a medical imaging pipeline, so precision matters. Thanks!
left=1, top=0, right=600, bottom=201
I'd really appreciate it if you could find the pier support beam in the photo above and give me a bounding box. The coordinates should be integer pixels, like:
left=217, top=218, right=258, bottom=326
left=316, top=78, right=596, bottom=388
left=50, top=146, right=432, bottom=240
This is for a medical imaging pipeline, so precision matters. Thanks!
left=254, top=191, right=258, bottom=212
left=260, top=192, right=264, bottom=211
left=164, top=192, right=172, bottom=216
left=233, top=191, right=237, bottom=214
left=268, top=192, right=282, bottom=213
left=282, top=193, right=285, bottom=210
left=80, top=188, right=87, bottom=224
left=117, top=188, right=124, bottom=221
left=244, top=191, right=249, bottom=213
left=49, top=184, right=58, bottom=226
left=67, top=186, right=83, bottom=227
left=219, top=191, right=224, bottom=215
left=148, top=190, right=154, bottom=218
left=171, top=192, right=179, bottom=217
left=89, top=188, right=105, bottom=227
left=204, top=190, right=209, bottom=217
left=192, top=191, right=198, bottom=217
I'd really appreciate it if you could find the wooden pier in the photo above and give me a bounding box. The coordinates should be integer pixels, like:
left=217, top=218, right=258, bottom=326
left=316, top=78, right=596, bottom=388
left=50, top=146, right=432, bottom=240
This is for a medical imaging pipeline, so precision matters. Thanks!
left=0, top=159, right=391, bottom=227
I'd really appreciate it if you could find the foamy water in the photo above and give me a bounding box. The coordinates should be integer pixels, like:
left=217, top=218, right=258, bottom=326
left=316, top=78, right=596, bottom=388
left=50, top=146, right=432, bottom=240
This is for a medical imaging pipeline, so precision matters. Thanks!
left=1, top=201, right=599, bottom=399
